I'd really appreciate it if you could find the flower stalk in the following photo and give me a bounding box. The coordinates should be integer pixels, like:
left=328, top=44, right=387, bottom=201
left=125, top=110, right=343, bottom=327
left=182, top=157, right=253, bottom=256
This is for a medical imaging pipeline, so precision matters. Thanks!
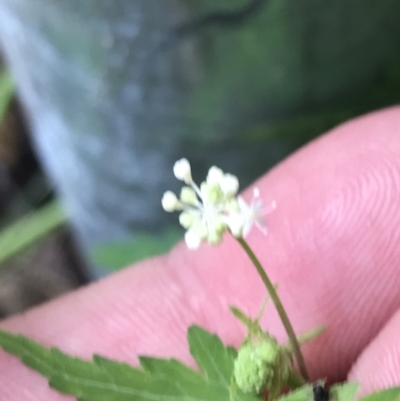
left=237, top=237, right=309, bottom=381
left=162, top=159, right=310, bottom=382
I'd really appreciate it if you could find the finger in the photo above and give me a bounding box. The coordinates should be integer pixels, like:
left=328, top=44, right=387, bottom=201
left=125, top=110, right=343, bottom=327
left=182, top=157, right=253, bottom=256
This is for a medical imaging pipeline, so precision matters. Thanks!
left=348, top=308, right=400, bottom=396
left=1, top=107, right=400, bottom=401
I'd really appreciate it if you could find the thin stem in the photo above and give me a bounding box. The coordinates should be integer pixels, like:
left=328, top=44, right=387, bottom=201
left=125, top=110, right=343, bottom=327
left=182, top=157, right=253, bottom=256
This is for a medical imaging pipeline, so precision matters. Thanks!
left=237, top=237, right=309, bottom=381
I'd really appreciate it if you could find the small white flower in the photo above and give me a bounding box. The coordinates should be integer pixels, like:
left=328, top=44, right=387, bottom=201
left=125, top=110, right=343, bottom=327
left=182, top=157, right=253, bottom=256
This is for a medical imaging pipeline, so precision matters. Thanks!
left=173, top=158, right=192, bottom=184
left=234, top=188, right=276, bottom=237
left=163, top=160, right=275, bottom=250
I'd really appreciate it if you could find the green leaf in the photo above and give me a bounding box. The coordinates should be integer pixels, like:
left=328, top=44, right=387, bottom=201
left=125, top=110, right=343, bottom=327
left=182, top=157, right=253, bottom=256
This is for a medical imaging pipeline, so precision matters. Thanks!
left=0, top=325, right=260, bottom=401
left=276, top=385, right=313, bottom=401
left=0, top=70, right=14, bottom=122
left=91, top=227, right=182, bottom=271
left=360, top=387, right=400, bottom=401
left=0, top=201, right=66, bottom=267
left=188, top=326, right=238, bottom=386
left=2, top=324, right=398, bottom=401
left=331, top=382, right=360, bottom=401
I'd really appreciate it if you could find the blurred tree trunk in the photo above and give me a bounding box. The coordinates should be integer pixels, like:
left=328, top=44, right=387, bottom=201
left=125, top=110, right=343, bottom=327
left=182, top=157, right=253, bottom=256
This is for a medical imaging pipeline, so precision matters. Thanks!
left=0, top=0, right=399, bottom=276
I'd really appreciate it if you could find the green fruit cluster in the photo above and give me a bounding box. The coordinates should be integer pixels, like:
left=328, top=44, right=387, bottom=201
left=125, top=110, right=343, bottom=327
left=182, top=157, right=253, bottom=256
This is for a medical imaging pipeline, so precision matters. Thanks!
left=233, top=336, right=280, bottom=394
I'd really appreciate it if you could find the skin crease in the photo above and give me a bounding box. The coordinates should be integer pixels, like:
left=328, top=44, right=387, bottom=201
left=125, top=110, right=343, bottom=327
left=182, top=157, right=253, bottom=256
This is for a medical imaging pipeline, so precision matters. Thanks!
left=0, top=107, right=400, bottom=400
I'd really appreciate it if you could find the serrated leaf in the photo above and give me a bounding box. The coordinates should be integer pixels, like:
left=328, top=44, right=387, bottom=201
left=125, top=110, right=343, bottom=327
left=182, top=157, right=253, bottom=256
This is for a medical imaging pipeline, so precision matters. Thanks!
left=331, top=382, right=360, bottom=401
left=139, top=356, right=201, bottom=384
left=360, top=387, right=400, bottom=401
left=0, top=329, right=53, bottom=376
left=0, top=325, right=259, bottom=401
left=188, top=325, right=237, bottom=387
left=277, top=384, right=313, bottom=401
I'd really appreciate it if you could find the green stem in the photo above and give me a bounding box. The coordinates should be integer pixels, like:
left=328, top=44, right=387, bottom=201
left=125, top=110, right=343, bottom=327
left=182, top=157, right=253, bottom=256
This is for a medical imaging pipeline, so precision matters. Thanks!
left=237, top=237, right=309, bottom=381
left=287, top=370, right=306, bottom=389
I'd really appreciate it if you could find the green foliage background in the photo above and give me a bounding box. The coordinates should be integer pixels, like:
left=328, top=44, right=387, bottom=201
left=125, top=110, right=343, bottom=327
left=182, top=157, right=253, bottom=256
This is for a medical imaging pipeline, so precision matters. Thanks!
left=2, top=0, right=400, bottom=271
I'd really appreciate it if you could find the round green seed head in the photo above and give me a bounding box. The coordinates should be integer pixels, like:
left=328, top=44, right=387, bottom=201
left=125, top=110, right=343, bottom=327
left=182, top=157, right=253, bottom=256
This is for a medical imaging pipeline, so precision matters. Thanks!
left=233, top=337, right=280, bottom=395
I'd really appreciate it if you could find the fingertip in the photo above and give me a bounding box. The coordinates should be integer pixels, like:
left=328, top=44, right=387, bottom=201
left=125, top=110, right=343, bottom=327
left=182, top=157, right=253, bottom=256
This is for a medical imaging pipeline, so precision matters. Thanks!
left=348, top=309, right=400, bottom=396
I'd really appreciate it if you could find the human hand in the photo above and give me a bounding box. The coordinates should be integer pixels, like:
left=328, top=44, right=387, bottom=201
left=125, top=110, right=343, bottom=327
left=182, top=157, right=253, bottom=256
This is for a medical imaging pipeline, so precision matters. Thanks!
left=1, top=107, right=400, bottom=401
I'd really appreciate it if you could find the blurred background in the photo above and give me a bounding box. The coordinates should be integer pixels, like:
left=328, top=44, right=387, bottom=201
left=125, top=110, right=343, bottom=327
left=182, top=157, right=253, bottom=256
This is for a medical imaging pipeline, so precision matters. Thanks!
left=0, top=0, right=399, bottom=317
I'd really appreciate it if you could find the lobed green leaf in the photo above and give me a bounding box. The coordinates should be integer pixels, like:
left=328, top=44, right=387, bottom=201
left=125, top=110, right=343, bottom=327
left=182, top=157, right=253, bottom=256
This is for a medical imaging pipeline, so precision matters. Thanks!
left=0, top=326, right=257, bottom=401
left=1, top=325, right=398, bottom=401
left=359, top=387, right=400, bottom=401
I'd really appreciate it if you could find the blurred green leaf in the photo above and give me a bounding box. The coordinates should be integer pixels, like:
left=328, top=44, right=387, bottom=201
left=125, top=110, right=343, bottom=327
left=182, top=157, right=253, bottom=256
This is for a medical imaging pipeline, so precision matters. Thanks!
left=91, top=227, right=183, bottom=270
left=185, top=0, right=400, bottom=149
left=0, top=70, right=14, bottom=122
left=0, top=325, right=260, bottom=401
left=360, top=387, right=400, bottom=401
left=0, top=201, right=66, bottom=266
left=331, top=382, right=360, bottom=401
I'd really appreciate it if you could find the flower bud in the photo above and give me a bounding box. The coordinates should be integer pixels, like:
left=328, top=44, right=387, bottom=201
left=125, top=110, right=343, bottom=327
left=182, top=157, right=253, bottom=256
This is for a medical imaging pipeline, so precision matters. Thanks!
left=161, top=191, right=179, bottom=212
left=220, top=173, right=239, bottom=196
left=180, top=187, right=197, bottom=205
left=207, top=229, right=223, bottom=245
left=200, top=182, right=223, bottom=204
left=179, top=210, right=197, bottom=229
left=184, top=229, right=202, bottom=250
left=207, top=166, right=224, bottom=184
left=173, top=158, right=192, bottom=183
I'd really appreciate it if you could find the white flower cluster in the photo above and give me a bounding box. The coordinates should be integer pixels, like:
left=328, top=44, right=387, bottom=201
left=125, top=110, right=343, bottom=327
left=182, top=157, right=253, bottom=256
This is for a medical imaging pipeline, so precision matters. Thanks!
left=162, top=158, right=274, bottom=250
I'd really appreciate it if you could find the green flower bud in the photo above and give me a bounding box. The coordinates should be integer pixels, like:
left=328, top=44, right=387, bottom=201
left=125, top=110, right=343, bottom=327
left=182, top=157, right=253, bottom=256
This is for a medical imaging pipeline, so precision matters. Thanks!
left=162, top=191, right=180, bottom=212
left=233, top=336, right=280, bottom=395
left=200, top=182, right=223, bottom=204
left=180, top=187, right=197, bottom=205
left=179, top=210, right=198, bottom=229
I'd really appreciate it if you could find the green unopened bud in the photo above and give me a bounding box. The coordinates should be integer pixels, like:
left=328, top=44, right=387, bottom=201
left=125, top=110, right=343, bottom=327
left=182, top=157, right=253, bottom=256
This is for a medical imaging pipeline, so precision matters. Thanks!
left=179, top=210, right=198, bottom=229
left=233, top=336, right=280, bottom=395
left=192, top=220, right=208, bottom=240
left=201, top=182, right=223, bottom=204
left=180, top=187, right=197, bottom=205
left=162, top=191, right=180, bottom=212
left=207, top=230, right=223, bottom=245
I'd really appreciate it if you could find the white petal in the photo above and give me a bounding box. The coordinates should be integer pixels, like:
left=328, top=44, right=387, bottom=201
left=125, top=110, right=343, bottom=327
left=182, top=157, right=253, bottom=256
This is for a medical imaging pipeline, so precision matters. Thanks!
left=262, top=200, right=277, bottom=215
left=237, top=196, right=250, bottom=214
left=255, top=219, right=268, bottom=235
left=242, top=221, right=252, bottom=238
left=236, top=194, right=269, bottom=237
